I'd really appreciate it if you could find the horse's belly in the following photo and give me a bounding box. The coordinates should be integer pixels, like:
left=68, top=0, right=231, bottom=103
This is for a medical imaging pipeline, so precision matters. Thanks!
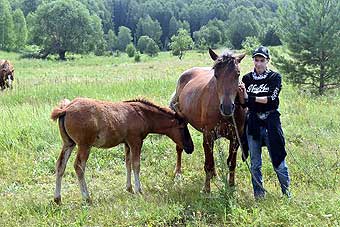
left=93, top=129, right=125, bottom=148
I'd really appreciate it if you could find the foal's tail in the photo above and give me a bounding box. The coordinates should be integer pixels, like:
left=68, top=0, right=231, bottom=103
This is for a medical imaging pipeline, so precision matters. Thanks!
left=51, top=99, right=71, bottom=121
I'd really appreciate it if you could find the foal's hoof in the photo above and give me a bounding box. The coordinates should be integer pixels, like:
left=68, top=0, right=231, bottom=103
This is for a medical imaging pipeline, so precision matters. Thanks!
left=54, top=197, right=62, bottom=205
left=82, top=197, right=92, bottom=205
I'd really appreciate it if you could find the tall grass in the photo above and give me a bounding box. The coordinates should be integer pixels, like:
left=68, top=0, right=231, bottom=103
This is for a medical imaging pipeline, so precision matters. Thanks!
left=0, top=50, right=339, bottom=226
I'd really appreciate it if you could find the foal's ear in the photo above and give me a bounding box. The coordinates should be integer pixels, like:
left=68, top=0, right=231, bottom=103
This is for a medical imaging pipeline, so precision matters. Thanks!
left=209, top=48, right=218, bottom=61
left=235, top=53, right=246, bottom=63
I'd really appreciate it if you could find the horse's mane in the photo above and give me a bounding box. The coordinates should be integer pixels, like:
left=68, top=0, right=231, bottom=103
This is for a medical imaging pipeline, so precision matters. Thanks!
left=212, top=51, right=236, bottom=69
left=125, top=98, right=175, bottom=117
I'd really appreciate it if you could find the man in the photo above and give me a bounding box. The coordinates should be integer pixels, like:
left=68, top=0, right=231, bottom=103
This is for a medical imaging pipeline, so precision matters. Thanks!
left=239, top=46, right=291, bottom=199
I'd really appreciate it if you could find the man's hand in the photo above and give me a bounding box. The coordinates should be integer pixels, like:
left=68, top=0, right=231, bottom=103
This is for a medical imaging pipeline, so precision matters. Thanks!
left=238, top=82, right=248, bottom=104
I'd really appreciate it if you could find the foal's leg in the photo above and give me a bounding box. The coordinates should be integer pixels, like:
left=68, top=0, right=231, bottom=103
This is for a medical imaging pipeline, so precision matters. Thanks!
left=125, top=143, right=133, bottom=193
left=203, top=133, right=215, bottom=193
left=74, top=145, right=91, bottom=203
left=227, top=139, right=239, bottom=186
left=129, top=140, right=143, bottom=194
left=174, top=145, right=183, bottom=177
left=54, top=142, right=75, bottom=204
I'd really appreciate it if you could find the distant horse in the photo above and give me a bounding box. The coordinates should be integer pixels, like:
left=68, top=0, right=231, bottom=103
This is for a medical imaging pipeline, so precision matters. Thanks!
left=0, top=60, right=14, bottom=90
left=169, top=49, right=246, bottom=192
left=51, top=97, right=194, bottom=204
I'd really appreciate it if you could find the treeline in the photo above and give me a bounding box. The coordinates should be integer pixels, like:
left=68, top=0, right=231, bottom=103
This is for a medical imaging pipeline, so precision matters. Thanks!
left=0, top=0, right=282, bottom=58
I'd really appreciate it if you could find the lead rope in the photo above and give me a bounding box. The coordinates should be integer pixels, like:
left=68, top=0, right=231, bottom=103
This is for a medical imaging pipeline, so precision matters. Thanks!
left=231, top=114, right=269, bottom=195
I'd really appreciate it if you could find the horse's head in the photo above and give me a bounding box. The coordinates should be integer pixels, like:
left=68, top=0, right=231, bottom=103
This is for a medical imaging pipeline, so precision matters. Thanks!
left=169, top=113, right=194, bottom=154
left=0, top=61, right=14, bottom=89
left=209, top=48, right=245, bottom=117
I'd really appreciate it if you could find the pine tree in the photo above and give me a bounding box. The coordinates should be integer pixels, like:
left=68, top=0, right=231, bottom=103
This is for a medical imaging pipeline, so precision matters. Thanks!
left=274, top=0, right=340, bottom=95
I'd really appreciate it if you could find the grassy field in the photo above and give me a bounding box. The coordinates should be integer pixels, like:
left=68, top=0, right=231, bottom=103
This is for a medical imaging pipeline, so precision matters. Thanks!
left=0, top=49, right=339, bottom=226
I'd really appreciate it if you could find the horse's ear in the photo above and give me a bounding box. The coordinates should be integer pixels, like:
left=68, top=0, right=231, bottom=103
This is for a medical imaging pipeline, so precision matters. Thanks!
left=209, top=48, right=218, bottom=61
left=236, top=53, right=246, bottom=63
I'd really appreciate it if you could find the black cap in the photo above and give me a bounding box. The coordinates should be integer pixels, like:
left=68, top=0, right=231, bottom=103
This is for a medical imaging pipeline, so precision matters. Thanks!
left=252, top=46, right=270, bottom=59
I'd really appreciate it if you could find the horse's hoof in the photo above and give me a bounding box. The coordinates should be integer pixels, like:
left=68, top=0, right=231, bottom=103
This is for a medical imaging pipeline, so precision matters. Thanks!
left=54, top=197, right=61, bottom=205
left=126, top=186, right=134, bottom=194
left=201, top=186, right=211, bottom=194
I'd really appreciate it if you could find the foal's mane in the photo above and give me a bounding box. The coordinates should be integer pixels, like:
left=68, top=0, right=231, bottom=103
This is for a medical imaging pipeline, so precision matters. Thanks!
left=125, top=99, right=175, bottom=117
left=212, top=51, right=236, bottom=69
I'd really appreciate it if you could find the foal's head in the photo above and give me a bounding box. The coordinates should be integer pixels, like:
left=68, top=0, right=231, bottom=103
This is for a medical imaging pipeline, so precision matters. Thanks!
left=168, top=113, right=194, bottom=154
left=209, top=48, right=245, bottom=116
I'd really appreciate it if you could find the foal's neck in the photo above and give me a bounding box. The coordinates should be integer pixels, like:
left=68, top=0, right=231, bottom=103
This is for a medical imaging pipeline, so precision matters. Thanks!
left=141, top=106, right=175, bottom=134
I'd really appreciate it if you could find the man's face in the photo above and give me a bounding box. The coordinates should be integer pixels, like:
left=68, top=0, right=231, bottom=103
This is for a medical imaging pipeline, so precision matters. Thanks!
left=253, top=56, right=268, bottom=73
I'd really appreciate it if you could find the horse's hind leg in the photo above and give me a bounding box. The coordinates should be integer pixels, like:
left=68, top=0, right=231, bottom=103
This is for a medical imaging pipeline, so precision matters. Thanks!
left=54, top=142, right=75, bottom=204
left=174, top=145, right=183, bottom=177
left=125, top=143, right=133, bottom=193
left=74, top=145, right=91, bottom=203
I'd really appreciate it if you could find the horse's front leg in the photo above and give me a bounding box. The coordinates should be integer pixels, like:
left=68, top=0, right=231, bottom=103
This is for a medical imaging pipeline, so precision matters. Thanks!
left=203, top=133, right=215, bottom=193
left=227, top=138, right=239, bottom=186
left=174, top=145, right=183, bottom=177
left=129, top=140, right=143, bottom=194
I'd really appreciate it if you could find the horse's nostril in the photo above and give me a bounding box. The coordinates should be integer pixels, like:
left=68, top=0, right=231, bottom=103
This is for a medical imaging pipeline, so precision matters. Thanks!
left=232, top=103, right=235, bottom=111
left=220, top=104, right=224, bottom=112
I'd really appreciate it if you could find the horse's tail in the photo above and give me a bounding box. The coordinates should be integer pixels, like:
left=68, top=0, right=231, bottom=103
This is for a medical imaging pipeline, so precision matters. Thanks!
left=51, top=99, right=71, bottom=121
left=169, top=90, right=178, bottom=111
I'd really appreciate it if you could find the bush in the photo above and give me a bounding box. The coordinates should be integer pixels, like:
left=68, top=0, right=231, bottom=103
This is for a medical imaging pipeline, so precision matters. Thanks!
left=145, top=40, right=159, bottom=57
left=125, top=43, right=136, bottom=57
left=134, top=51, right=141, bottom=62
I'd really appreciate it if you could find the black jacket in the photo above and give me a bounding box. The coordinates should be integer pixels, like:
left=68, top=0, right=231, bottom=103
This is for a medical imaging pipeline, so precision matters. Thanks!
left=242, top=69, right=281, bottom=112
left=241, top=69, right=286, bottom=168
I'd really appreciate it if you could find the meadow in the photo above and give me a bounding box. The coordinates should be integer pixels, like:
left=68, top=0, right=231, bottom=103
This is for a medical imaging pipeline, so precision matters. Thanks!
left=0, top=49, right=339, bottom=226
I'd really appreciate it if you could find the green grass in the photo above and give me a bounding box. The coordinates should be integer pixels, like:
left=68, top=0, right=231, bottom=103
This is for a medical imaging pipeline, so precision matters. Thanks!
left=0, top=50, right=339, bottom=226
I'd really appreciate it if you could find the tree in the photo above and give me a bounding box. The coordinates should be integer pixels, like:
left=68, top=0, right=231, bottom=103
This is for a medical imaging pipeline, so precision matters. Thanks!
left=13, top=9, right=28, bottom=50
left=136, top=15, right=162, bottom=46
left=168, top=16, right=179, bottom=40
left=106, top=29, right=118, bottom=51
left=29, top=0, right=105, bottom=60
left=20, top=0, right=42, bottom=16
left=273, top=0, right=340, bottom=95
left=193, top=20, right=224, bottom=49
left=0, top=0, right=15, bottom=50
left=227, top=6, right=260, bottom=49
left=137, top=36, right=153, bottom=54
left=117, top=26, right=133, bottom=51
left=241, top=36, right=261, bottom=55
left=169, top=29, right=194, bottom=59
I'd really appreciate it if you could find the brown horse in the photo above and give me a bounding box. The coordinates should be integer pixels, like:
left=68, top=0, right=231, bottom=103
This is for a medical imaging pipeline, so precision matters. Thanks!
left=51, top=97, right=194, bottom=204
left=169, top=49, right=246, bottom=192
left=0, top=60, right=14, bottom=90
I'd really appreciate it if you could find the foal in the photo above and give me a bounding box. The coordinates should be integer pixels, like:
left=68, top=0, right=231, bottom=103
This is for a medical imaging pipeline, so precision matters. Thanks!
left=51, top=97, right=194, bottom=204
